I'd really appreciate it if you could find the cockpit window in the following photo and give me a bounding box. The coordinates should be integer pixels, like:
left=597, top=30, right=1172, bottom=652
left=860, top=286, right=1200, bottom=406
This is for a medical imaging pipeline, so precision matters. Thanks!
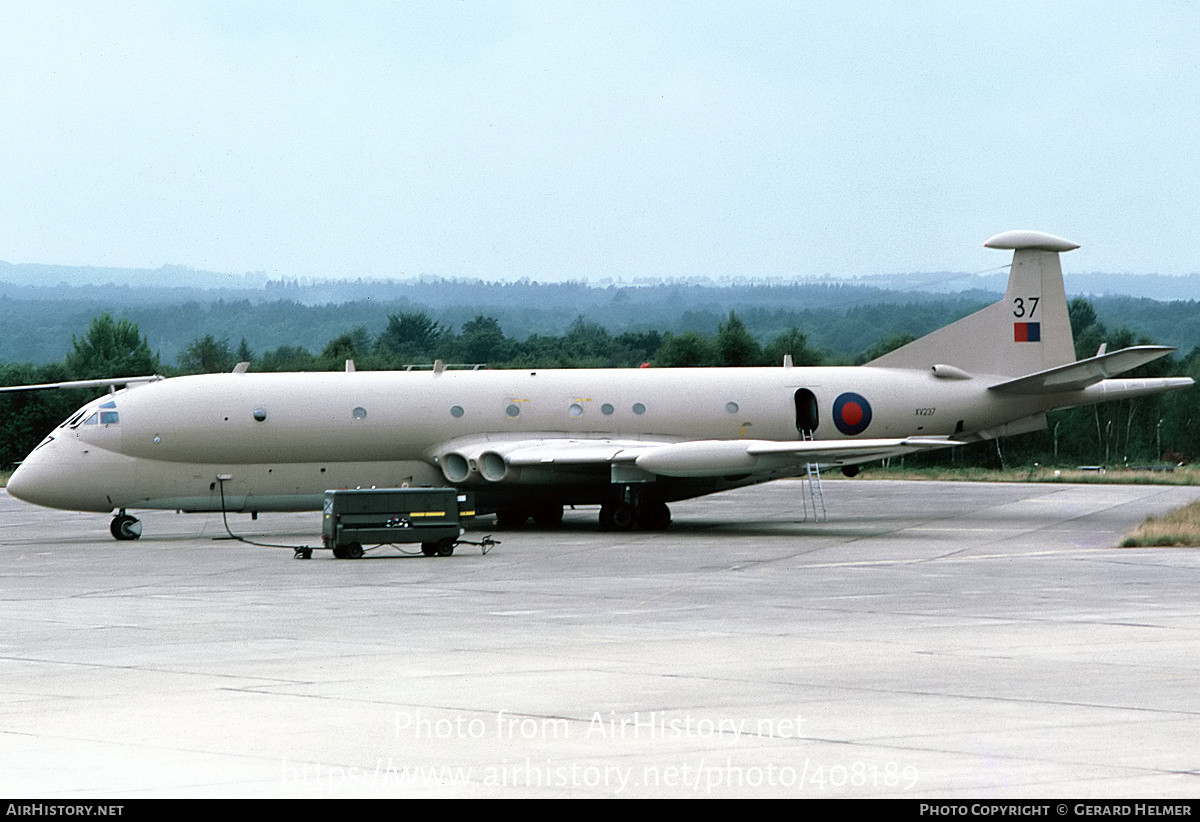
left=72, top=402, right=119, bottom=428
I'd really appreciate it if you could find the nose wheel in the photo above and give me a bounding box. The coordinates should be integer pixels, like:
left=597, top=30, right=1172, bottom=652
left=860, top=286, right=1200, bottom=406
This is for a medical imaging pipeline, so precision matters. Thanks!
left=110, top=513, right=142, bottom=541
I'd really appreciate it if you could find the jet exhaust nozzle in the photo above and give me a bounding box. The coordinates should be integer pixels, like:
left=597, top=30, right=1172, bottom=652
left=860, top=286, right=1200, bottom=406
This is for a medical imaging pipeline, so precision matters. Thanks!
left=439, top=449, right=511, bottom=483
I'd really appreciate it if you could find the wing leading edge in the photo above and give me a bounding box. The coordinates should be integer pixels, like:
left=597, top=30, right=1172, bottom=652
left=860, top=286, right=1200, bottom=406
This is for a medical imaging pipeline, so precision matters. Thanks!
left=0, top=375, right=163, bottom=394
left=472, top=436, right=957, bottom=479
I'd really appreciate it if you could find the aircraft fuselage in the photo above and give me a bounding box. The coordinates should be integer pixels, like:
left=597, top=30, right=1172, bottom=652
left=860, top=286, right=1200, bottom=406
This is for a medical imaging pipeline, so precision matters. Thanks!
left=7, top=364, right=1123, bottom=516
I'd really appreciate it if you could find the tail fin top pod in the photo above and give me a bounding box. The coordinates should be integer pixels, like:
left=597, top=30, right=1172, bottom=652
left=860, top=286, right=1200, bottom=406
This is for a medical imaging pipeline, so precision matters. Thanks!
left=867, top=230, right=1078, bottom=377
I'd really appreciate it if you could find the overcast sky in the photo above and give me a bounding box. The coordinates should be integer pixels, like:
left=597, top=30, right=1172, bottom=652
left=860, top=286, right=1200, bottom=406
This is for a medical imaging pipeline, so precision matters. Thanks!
left=1, top=1, right=1198, bottom=282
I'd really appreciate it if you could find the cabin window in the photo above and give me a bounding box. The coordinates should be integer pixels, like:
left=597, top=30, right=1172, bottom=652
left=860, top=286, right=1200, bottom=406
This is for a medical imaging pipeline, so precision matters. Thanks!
left=601, top=403, right=614, bottom=415
left=725, top=401, right=739, bottom=414
left=506, top=404, right=521, bottom=417
left=632, top=403, right=646, bottom=415
left=568, top=403, right=583, bottom=416
left=352, top=407, right=367, bottom=420
left=253, top=408, right=267, bottom=422
left=450, top=405, right=464, bottom=418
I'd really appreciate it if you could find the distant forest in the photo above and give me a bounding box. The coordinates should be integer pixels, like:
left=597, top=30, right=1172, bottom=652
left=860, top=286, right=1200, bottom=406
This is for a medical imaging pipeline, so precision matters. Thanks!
left=2, top=272, right=1199, bottom=473
left=3, top=273, right=1200, bottom=366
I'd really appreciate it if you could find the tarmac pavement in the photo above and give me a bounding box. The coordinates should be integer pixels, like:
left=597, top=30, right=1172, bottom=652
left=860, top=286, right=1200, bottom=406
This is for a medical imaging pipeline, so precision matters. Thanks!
left=1, top=479, right=1198, bottom=797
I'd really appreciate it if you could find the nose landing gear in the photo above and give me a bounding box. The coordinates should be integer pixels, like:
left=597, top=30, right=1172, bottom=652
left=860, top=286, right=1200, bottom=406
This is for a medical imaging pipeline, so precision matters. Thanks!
left=110, top=512, right=142, bottom=541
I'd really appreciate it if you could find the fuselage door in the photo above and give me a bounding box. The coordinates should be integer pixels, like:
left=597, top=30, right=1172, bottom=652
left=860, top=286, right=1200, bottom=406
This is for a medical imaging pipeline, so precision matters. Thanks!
left=794, top=388, right=818, bottom=435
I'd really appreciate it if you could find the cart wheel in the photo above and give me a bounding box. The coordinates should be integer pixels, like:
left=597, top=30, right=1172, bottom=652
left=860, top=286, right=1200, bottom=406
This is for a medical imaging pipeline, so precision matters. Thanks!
left=332, top=545, right=348, bottom=559
left=436, top=539, right=455, bottom=557
left=421, top=542, right=438, bottom=556
left=345, top=542, right=364, bottom=559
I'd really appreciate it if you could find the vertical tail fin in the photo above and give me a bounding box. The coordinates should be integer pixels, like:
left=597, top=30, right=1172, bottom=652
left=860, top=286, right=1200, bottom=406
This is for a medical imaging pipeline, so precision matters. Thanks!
left=867, top=230, right=1079, bottom=377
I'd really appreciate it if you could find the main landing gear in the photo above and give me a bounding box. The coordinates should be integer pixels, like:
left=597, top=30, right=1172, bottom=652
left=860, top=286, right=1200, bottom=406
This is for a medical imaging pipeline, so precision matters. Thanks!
left=599, top=500, right=671, bottom=531
left=110, top=511, right=142, bottom=541
left=493, top=492, right=672, bottom=532
left=599, top=491, right=671, bottom=531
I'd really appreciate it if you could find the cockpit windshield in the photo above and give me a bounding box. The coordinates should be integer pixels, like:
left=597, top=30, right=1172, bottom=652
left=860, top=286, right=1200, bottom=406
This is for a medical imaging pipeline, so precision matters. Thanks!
left=68, top=400, right=119, bottom=428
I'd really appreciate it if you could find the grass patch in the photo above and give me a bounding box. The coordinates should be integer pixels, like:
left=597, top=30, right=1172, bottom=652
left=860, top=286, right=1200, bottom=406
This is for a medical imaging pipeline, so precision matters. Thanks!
left=1121, top=500, right=1200, bottom=547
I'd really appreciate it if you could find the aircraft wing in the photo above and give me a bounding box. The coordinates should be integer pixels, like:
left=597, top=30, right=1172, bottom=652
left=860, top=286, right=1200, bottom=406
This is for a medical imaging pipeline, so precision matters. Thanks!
left=494, top=439, right=667, bottom=466
left=0, top=375, right=162, bottom=393
left=987, top=346, right=1175, bottom=394
left=635, top=437, right=957, bottom=477
left=481, top=436, right=958, bottom=479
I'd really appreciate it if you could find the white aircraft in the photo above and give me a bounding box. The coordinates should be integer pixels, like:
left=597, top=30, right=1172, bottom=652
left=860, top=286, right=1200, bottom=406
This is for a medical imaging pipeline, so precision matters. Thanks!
left=4, top=231, right=1192, bottom=541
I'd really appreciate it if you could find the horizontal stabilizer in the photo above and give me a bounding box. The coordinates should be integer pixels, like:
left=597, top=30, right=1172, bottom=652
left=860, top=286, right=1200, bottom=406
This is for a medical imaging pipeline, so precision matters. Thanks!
left=988, top=346, right=1176, bottom=395
left=0, top=375, right=162, bottom=394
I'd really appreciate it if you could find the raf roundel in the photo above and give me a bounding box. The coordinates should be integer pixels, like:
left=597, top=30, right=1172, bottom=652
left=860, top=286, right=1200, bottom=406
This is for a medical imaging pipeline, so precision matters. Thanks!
left=832, top=392, right=872, bottom=436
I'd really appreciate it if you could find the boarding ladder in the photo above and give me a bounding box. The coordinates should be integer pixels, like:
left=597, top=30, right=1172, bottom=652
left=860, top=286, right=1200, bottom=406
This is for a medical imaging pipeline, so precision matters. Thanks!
left=799, top=431, right=827, bottom=522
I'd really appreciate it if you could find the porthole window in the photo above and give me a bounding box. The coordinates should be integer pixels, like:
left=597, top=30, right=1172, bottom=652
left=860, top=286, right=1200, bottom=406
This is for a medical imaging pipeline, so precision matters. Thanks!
left=601, top=403, right=614, bottom=415
left=506, top=404, right=521, bottom=417
left=253, top=408, right=267, bottom=422
left=568, top=403, right=583, bottom=417
left=352, top=407, right=367, bottom=420
left=725, top=402, right=739, bottom=414
left=450, top=405, right=465, bottom=418
left=632, top=402, right=646, bottom=415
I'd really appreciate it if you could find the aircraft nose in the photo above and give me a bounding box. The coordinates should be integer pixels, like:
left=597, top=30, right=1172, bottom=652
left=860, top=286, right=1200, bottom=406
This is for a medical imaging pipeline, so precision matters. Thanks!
left=7, top=433, right=136, bottom=513
left=7, top=446, right=56, bottom=508
left=5, top=436, right=108, bottom=512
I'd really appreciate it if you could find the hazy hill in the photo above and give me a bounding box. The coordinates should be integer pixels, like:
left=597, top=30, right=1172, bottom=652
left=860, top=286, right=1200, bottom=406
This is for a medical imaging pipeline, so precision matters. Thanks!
left=2, top=261, right=1198, bottom=365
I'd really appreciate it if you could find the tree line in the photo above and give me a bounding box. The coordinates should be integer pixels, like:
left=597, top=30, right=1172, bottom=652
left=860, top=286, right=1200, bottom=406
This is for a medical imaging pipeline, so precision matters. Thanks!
left=3, top=302, right=1198, bottom=472
left=162, top=310, right=825, bottom=373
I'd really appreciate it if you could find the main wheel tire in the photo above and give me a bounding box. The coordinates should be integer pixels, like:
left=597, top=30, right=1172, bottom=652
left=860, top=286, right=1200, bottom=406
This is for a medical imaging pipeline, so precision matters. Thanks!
left=637, top=501, right=672, bottom=530
left=601, top=502, right=636, bottom=530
